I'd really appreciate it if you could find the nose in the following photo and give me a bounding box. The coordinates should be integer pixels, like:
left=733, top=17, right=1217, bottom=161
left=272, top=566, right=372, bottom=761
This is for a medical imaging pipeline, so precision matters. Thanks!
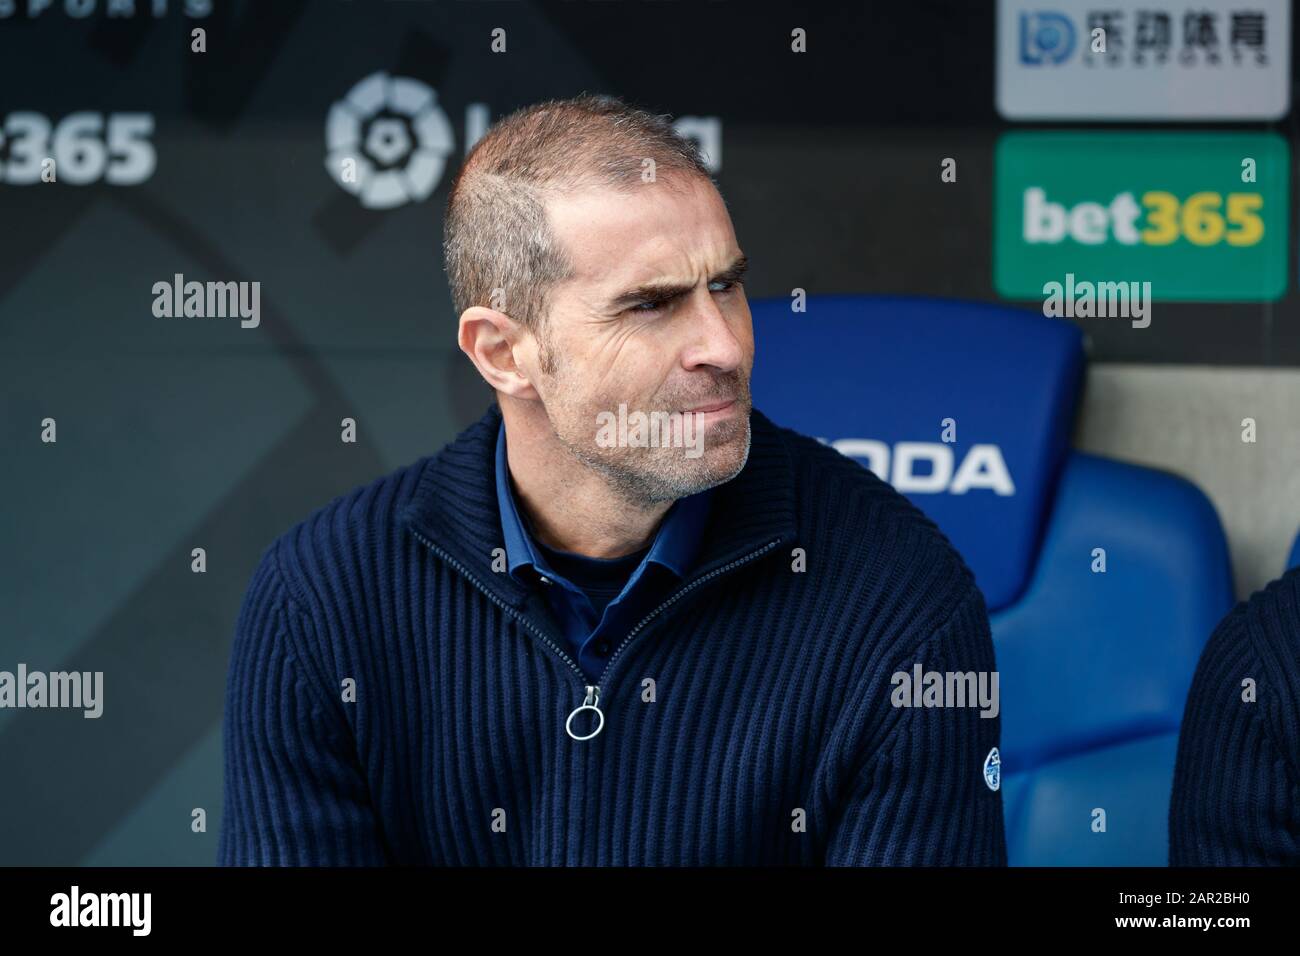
left=680, top=289, right=746, bottom=374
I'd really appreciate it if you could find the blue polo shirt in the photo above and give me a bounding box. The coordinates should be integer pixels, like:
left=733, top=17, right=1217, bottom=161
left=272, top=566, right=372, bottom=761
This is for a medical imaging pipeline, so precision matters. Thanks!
left=494, top=422, right=711, bottom=682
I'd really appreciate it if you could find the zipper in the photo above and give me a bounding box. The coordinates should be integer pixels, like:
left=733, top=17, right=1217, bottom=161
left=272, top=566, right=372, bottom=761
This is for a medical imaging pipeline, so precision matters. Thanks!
left=593, top=537, right=784, bottom=693
left=409, top=529, right=589, bottom=687
left=411, top=527, right=783, bottom=742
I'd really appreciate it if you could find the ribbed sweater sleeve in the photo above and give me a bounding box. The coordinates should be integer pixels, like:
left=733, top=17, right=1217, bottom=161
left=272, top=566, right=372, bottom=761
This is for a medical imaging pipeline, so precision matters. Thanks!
left=825, top=583, right=1006, bottom=865
left=218, top=542, right=389, bottom=866
left=1169, top=570, right=1300, bottom=865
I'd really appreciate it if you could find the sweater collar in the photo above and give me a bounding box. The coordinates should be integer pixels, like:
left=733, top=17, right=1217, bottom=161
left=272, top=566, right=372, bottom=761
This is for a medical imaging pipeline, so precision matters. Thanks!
left=494, top=419, right=714, bottom=583
left=400, top=402, right=798, bottom=609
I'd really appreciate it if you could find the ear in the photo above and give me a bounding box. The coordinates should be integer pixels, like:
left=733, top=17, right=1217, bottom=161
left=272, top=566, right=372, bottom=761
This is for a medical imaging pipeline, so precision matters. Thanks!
left=458, top=306, right=541, bottom=401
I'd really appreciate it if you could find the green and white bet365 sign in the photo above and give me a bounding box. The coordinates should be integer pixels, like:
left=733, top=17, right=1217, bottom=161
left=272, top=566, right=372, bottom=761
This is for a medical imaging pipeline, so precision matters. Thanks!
left=994, top=132, right=1289, bottom=302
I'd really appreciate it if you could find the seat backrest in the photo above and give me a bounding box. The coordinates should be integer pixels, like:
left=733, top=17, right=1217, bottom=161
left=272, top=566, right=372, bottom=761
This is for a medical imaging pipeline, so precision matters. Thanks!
left=992, top=452, right=1234, bottom=774
left=993, top=452, right=1233, bottom=864
left=749, top=294, right=1084, bottom=611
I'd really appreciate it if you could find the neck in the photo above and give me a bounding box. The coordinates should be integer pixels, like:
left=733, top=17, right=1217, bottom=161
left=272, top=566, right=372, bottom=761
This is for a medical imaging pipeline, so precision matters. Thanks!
left=500, top=397, right=671, bottom=558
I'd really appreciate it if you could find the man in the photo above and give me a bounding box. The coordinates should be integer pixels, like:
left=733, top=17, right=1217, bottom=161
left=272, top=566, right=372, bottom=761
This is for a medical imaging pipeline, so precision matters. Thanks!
left=1170, top=564, right=1300, bottom=865
left=219, top=93, right=1006, bottom=866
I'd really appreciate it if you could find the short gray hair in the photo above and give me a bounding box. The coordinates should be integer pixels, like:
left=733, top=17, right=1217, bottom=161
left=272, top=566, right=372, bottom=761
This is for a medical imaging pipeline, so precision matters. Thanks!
left=442, top=93, right=714, bottom=333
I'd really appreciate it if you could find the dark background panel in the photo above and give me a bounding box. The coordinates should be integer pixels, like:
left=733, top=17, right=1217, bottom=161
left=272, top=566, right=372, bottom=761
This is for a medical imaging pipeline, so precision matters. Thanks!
left=0, top=0, right=1295, bottom=866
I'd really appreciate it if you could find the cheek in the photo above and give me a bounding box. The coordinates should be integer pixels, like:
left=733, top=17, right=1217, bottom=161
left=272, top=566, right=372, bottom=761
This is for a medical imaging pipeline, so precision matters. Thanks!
left=733, top=307, right=756, bottom=351
left=735, top=325, right=756, bottom=373
left=589, top=326, right=677, bottom=399
left=738, top=321, right=755, bottom=353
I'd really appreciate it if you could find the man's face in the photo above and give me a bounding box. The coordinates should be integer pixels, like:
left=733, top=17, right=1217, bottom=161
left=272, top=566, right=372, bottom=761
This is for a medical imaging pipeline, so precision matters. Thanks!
left=525, top=174, right=754, bottom=505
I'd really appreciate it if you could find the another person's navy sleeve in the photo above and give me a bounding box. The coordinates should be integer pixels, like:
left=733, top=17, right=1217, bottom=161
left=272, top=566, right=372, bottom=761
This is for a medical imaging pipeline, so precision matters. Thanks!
left=1170, top=571, right=1300, bottom=866
left=218, top=542, right=390, bottom=866
left=824, top=584, right=1007, bottom=865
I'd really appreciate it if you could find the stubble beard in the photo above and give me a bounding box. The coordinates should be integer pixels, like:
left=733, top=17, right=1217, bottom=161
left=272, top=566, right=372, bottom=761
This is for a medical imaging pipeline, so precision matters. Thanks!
left=538, top=341, right=753, bottom=507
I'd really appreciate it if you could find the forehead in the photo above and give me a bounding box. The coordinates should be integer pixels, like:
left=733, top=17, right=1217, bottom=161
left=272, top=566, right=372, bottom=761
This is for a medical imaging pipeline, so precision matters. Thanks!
left=543, top=176, right=738, bottom=293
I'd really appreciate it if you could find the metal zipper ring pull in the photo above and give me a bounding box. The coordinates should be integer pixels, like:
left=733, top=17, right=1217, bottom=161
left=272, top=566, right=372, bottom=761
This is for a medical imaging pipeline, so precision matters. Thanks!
left=565, top=685, right=604, bottom=741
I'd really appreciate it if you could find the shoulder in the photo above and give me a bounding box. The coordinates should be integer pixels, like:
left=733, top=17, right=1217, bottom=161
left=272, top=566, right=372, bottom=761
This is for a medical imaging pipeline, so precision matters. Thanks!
left=253, top=406, right=502, bottom=612
left=1190, top=567, right=1300, bottom=736
left=1240, top=565, right=1300, bottom=657
left=752, top=408, right=982, bottom=630
left=253, top=454, right=435, bottom=615
left=1172, top=566, right=1300, bottom=862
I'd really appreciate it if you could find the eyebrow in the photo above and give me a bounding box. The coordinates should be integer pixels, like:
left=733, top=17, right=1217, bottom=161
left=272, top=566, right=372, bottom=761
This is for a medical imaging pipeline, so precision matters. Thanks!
left=606, top=253, right=749, bottom=311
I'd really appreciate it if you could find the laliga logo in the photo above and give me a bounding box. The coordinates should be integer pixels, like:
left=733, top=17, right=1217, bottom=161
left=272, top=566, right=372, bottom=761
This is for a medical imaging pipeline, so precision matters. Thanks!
left=325, top=71, right=454, bottom=210
left=824, top=439, right=1015, bottom=495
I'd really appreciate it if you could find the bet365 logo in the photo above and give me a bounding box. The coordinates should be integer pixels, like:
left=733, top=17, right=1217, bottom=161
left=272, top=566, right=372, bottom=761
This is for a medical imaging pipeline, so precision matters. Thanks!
left=1023, top=187, right=1265, bottom=249
left=995, top=131, right=1288, bottom=301
left=0, top=112, right=155, bottom=185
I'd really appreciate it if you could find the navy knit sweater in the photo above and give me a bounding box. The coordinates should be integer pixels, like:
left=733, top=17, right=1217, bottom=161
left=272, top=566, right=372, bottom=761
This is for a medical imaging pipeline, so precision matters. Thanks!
left=218, top=404, right=1006, bottom=866
left=1170, top=566, right=1300, bottom=865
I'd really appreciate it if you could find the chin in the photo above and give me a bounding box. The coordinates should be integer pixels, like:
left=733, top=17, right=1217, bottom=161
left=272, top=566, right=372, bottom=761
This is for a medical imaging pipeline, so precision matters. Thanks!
left=682, top=425, right=752, bottom=491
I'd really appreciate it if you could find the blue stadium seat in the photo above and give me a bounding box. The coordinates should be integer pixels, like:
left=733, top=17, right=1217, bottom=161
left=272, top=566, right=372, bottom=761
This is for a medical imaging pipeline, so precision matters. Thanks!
left=1288, top=529, right=1300, bottom=571
left=750, top=294, right=1235, bottom=865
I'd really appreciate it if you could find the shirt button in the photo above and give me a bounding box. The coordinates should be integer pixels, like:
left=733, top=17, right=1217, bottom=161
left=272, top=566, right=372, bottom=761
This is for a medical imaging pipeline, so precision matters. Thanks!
left=595, top=640, right=611, bottom=656
left=538, top=575, right=552, bottom=585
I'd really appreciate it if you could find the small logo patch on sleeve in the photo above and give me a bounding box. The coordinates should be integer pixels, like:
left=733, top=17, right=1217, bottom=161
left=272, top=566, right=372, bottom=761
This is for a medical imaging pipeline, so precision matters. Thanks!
left=983, top=747, right=1001, bottom=792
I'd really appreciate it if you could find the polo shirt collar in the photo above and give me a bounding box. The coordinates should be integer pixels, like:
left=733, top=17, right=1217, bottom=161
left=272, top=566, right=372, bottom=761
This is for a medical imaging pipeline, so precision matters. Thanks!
left=494, top=421, right=711, bottom=582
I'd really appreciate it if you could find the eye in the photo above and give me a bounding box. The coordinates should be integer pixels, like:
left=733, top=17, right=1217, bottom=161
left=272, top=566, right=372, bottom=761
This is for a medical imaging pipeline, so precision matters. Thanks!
left=709, top=279, right=741, bottom=294
left=629, top=300, right=665, bottom=314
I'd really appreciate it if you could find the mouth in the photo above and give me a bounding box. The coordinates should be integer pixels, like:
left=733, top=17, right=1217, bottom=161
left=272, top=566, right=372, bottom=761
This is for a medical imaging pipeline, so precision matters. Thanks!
left=684, top=399, right=736, bottom=415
